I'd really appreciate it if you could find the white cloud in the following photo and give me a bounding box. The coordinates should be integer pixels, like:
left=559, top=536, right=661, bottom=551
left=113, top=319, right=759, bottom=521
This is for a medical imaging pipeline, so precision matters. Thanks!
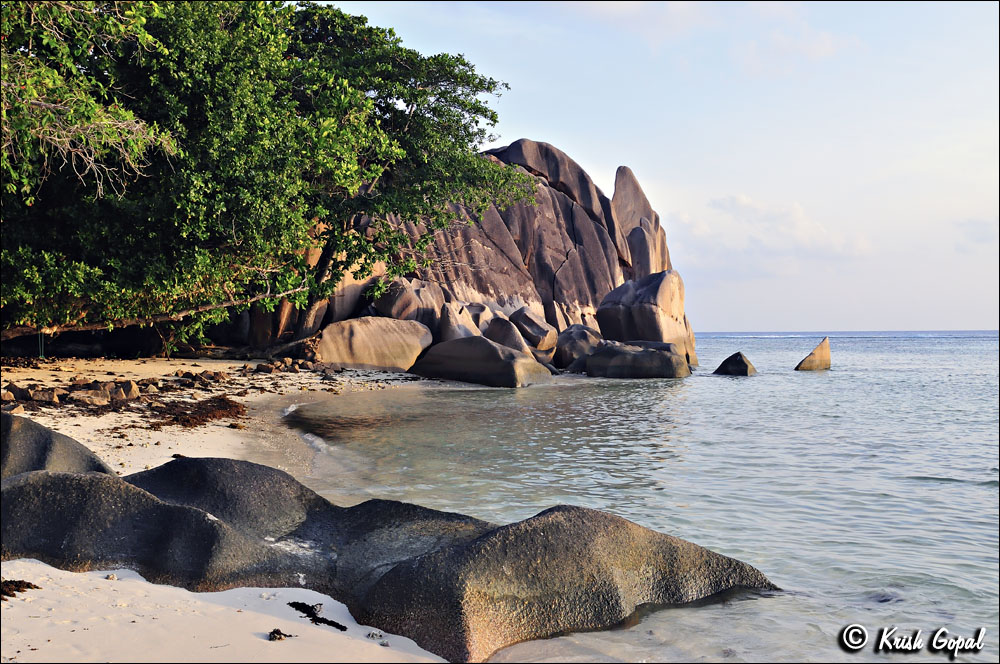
left=574, top=1, right=713, bottom=50
left=664, top=193, right=869, bottom=282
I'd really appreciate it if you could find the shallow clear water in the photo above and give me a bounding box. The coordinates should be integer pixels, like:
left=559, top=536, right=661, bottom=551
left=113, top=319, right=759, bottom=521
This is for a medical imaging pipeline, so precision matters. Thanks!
left=285, top=331, right=999, bottom=662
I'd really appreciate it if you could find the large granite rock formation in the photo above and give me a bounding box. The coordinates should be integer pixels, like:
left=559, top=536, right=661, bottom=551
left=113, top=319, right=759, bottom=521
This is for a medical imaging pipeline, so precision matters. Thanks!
left=308, top=139, right=693, bottom=345
left=313, top=317, right=432, bottom=371
left=2, top=423, right=778, bottom=663
left=410, top=336, right=551, bottom=388
left=596, top=271, right=698, bottom=365
left=1, top=413, right=113, bottom=480
left=795, top=337, right=831, bottom=371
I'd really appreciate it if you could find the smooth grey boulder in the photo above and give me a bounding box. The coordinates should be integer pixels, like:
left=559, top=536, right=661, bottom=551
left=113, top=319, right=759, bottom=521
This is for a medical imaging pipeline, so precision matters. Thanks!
left=373, top=278, right=446, bottom=335
left=554, top=324, right=603, bottom=369
left=509, top=306, right=558, bottom=351
left=0, top=470, right=298, bottom=589
left=586, top=342, right=691, bottom=379
left=314, top=317, right=432, bottom=371
left=597, top=270, right=698, bottom=365
left=483, top=317, right=534, bottom=355
left=713, top=352, right=758, bottom=377
left=2, top=438, right=778, bottom=664
left=356, top=505, right=777, bottom=662
left=439, top=302, right=482, bottom=342
left=795, top=337, right=831, bottom=371
left=1, top=413, right=113, bottom=480
left=410, top=336, right=551, bottom=388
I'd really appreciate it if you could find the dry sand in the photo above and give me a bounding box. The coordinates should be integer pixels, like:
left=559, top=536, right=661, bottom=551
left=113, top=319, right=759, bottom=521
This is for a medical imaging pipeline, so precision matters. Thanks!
left=1, top=357, right=443, bottom=663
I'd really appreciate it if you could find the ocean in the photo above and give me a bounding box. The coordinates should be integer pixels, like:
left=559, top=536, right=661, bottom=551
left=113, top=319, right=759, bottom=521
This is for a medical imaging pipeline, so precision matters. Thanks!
left=283, top=331, right=999, bottom=662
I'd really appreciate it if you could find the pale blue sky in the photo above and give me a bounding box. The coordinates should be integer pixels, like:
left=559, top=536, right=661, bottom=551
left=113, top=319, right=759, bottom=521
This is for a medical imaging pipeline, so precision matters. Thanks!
left=332, top=1, right=998, bottom=332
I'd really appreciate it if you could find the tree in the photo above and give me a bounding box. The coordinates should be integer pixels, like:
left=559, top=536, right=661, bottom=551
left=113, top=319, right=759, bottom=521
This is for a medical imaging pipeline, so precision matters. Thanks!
left=1, top=1, right=532, bottom=347
left=1, top=1, right=174, bottom=203
left=288, top=3, right=533, bottom=338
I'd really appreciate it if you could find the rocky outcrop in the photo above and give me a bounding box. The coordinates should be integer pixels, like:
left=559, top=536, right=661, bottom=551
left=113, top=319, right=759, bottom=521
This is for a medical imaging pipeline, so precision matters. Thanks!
left=713, top=352, right=757, bottom=377
left=585, top=341, right=691, bottom=379
left=596, top=271, right=698, bottom=365
left=373, top=279, right=447, bottom=336
left=1, top=413, right=113, bottom=480
left=2, top=426, right=778, bottom=663
left=795, top=337, right=831, bottom=371
left=410, top=336, right=551, bottom=388
left=313, top=317, right=432, bottom=371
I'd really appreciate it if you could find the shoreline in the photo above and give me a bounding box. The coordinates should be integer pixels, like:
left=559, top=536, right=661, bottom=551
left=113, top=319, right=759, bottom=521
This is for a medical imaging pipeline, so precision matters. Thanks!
left=1, top=357, right=444, bottom=663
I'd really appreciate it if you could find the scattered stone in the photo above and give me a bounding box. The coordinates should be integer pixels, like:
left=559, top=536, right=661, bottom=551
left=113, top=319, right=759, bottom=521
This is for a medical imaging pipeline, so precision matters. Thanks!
left=119, top=381, right=141, bottom=399
left=1, top=404, right=26, bottom=415
left=794, top=337, right=831, bottom=371
left=67, top=390, right=111, bottom=407
left=713, top=352, right=757, bottom=377
left=110, top=387, right=127, bottom=401
left=105, top=574, right=117, bottom=581
left=27, top=389, right=60, bottom=404
left=255, top=364, right=276, bottom=374
left=268, top=628, right=296, bottom=641
left=2, top=390, right=16, bottom=403
left=366, top=631, right=384, bottom=640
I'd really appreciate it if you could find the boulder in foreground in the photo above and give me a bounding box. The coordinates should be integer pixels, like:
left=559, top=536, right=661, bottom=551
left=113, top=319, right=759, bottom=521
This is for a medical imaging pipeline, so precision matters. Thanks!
left=1, top=413, right=113, bottom=480
left=313, top=317, right=432, bottom=371
left=553, top=324, right=602, bottom=368
left=713, top=352, right=758, bottom=377
left=586, top=341, right=691, bottom=379
left=794, top=337, right=831, bottom=371
left=2, top=423, right=778, bottom=663
left=410, top=336, right=551, bottom=388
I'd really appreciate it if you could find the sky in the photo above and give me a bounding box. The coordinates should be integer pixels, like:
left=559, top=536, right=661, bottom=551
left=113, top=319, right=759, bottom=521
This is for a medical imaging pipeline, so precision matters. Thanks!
left=331, top=1, right=998, bottom=332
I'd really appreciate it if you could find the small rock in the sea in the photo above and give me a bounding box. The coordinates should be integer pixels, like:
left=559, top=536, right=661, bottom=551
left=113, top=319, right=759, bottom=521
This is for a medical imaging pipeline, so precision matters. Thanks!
left=105, top=574, right=117, bottom=581
left=310, top=603, right=323, bottom=615
left=228, top=422, right=245, bottom=429
left=379, top=640, right=390, bottom=647
left=366, top=630, right=384, bottom=640
left=268, top=628, right=296, bottom=641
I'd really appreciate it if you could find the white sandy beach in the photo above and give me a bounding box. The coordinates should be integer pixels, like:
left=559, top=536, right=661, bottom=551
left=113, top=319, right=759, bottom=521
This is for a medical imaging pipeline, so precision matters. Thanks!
left=1, top=357, right=443, bottom=663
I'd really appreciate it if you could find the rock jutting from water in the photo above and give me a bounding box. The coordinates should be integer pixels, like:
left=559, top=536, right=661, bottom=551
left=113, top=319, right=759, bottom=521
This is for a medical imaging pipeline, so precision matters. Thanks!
left=1, top=414, right=778, bottom=662
left=794, top=337, right=831, bottom=371
left=714, top=352, right=758, bottom=377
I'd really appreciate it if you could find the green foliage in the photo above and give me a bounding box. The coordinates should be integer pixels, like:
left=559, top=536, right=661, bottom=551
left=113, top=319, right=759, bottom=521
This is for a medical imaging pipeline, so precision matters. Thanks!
left=1, top=1, right=174, bottom=203
left=2, top=1, right=533, bottom=344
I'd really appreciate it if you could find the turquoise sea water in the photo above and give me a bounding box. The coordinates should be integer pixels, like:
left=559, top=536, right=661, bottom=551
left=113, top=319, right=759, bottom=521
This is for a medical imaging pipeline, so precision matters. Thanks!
left=286, top=331, right=999, bottom=662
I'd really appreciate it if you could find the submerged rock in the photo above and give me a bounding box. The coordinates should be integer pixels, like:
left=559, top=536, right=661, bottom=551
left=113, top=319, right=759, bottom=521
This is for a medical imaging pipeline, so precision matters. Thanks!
left=794, top=337, right=831, bottom=371
left=713, top=352, right=758, bottom=377
left=410, top=336, right=551, bottom=388
left=1, top=413, right=113, bottom=480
